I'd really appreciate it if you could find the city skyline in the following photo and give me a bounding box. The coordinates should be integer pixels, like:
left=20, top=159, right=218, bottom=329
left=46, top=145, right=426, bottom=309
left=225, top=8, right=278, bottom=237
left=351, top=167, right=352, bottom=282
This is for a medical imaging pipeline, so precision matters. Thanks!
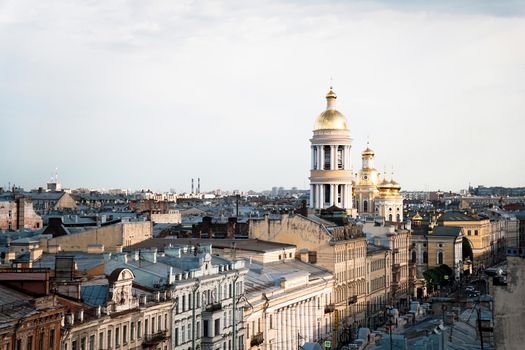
left=1, top=0, right=524, bottom=192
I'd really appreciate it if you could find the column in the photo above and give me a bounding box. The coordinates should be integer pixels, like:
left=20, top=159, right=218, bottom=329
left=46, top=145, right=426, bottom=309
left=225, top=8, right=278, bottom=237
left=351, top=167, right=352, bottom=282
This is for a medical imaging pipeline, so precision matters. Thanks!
left=284, top=308, right=289, bottom=350
left=320, top=146, right=325, bottom=170
left=277, top=310, right=281, bottom=347
left=320, top=185, right=324, bottom=209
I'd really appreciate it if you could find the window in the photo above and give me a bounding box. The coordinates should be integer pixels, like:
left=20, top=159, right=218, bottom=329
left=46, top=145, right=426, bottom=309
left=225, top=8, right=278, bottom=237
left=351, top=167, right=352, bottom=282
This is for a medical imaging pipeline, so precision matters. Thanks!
left=388, top=214, right=392, bottom=221
left=411, top=250, right=416, bottom=264
left=269, top=314, right=273, bottom=329
left=363, top=200, right=368, bottom=212
left=115, top=328, right=120, bottom=347
left=475, top=230, right=479, bottom=236
left=196, top=321, right=200, bottom=338
left=49, top=330, right=55, bottom=350
left=107, top=330, right=112, bottom=350
left=71, top=340, right=77, bottom=350
left=27, top=336, right=34, bottom=350
left=323, top=145, right=331, bottom=170
left=203, top=320, right=209, bottom=337
left=181, top=325, right=185, bottom=343
left=438, top=252, right=444, bottom=265
left=174, top=328, right=179, bottom=346
left=145, top=319, right=149, bottom=335
left=80, top=337, right=86, bottom=350
left=98, top=333, right=104, bottom=349
left=38, top=332, right=44, bottom=350
left=138, top=321, right=142, bottom=338
left=89, top=335, right=94, bottom=350
left=164, top=314, right=168, bottom=330
left=337, top=185, right=342, bottom=204
left=313, top=146, right=318, bottom=169
left=324, top=184, right=330, bottom=204
left=182, top=295, right=186, bottom=311
left=123, top=325, right=127, bottom=344
left=158, top=315, right=161, bottom=331
left=151, top=317, right=155, bottom=334
left=131, top=322, right=135, bottom=341
left=337, top=146, right=344, bottom=169
left=188, top=324, right=191, bottom=341
left=467, top=230, right=471, bottom=236
left=423, top=252, right=428, bottom=264
left=215, top=319, right=221, bottom=336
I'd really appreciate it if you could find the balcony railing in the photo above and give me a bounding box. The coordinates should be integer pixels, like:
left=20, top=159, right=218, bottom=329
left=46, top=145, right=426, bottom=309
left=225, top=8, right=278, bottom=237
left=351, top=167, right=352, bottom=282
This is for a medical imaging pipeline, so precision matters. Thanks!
left=205, top=302, right=222, bottom=312
left=392, top=263, right=400, bottom=270
left=348, top=296, right=357, bottom=305
left=250, top=333, right=264, bottom=347
left=142, top=330, right=168, bottom=347
left=324, top=304, right=335, bottom=314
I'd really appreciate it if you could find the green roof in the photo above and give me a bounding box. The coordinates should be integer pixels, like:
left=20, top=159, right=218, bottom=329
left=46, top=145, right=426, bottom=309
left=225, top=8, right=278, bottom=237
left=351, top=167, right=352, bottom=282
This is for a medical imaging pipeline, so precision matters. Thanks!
left=439, top=211, right=479, bottom=222
left=431, top=226, right=462, bottom=237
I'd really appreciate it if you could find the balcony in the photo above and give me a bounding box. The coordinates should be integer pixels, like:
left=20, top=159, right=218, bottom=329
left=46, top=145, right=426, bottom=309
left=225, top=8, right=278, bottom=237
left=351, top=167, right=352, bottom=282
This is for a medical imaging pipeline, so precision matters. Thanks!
left=348, top=296, right=357, bottom=305
left=142, top=330, right=168, bottom=348
left=205, top=302, right=222, bottom=312
left=250, top=333, right=264, bottom=347
left=393, top=248, right=399, bottom=254
left=392, top=263, right=400, bottom=270
left=324, top=304, right=335, bottom=314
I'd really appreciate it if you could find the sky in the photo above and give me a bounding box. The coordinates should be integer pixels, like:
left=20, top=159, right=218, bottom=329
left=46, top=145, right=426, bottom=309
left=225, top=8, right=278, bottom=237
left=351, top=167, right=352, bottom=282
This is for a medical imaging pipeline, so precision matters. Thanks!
left=1, top=0, right=524, bottom=193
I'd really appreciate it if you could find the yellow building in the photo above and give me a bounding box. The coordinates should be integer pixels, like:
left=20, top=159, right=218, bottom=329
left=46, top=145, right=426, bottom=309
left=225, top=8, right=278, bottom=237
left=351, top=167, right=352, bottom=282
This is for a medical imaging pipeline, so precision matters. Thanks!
left=248, top=214, right=367, bottom=345
left=438, top=211, right=492, bottom=268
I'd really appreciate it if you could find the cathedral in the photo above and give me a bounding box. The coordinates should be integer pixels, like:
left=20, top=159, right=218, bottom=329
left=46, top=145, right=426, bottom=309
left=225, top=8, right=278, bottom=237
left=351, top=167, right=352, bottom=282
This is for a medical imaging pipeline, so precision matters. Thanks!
left=309, top=87, right=403, bottom=222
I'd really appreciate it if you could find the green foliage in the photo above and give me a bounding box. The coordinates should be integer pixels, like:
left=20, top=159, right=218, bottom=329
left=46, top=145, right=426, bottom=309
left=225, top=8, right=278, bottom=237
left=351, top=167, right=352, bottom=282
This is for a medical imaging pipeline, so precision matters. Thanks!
left=423, top=264, right=453, bottom=291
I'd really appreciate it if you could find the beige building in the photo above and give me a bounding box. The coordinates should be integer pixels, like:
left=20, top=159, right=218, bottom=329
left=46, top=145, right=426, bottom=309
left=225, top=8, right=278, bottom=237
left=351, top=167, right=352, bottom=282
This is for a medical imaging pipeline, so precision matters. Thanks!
left=363, top=219, right=411, bottom=307
left=39, top=221, right=153, bottom=253
left=59, top=268, right=172, bottom=350
left=438, top=211, right=492, bottom=268
left=365, top=245, right=391, bottom=329
left=0, top=197, right=43, bottom=231
left=249, top=214, right=367, bottom=344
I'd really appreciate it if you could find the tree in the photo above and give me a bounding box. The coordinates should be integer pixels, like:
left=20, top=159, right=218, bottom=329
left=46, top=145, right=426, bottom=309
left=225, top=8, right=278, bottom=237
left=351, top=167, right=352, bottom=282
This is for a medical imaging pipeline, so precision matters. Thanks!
left=423, top=264, right=453, bottom=292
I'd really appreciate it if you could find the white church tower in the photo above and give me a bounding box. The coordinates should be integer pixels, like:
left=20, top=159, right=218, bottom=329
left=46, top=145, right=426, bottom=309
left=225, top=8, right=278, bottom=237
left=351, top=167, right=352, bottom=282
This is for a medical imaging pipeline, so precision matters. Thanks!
left=309, top=87, right=354, bottom=211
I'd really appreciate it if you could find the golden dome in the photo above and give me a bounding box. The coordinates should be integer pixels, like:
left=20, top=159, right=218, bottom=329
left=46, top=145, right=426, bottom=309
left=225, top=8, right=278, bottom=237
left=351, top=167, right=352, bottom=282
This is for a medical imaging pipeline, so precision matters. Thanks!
left=362, top=147, right=375, bottom=157
left=314, top=88, right=349, bottom=131
left=412, top=212, right=423, bottom=221
left=390, top=179, right=401, bottom=190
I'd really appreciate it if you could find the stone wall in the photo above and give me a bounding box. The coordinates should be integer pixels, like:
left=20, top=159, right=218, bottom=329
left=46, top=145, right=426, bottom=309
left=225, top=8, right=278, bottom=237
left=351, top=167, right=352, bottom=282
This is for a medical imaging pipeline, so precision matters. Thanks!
left=41, top=221, right=152, bottom=253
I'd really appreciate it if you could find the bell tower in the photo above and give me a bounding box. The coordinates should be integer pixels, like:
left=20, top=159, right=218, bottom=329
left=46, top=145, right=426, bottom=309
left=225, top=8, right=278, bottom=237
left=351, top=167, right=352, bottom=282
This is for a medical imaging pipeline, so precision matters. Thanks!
left=309, top=88, right=354, bottom=211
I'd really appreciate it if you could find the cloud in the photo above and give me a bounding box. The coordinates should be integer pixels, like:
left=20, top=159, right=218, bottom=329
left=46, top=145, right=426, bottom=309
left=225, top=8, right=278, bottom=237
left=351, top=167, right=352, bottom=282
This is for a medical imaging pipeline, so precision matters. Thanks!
left=0, top=0, right=524, bottom=192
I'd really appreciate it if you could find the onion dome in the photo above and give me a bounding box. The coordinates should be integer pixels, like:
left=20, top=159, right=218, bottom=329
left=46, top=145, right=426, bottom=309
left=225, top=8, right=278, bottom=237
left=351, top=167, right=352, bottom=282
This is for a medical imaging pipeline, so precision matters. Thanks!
left=412, top=212, right=423, bottom=221
left=362, top=147, right=375, bottom=157
left=314, top=87, right=349, bottom=131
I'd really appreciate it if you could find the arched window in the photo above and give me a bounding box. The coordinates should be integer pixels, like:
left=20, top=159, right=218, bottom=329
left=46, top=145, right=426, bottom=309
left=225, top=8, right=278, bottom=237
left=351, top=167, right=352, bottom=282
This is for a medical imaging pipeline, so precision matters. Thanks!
left=438, top=251, right=443, bottom=265
left=411, top=250, right=417, bottom=264
left=363, top=200, right=368, bottom=212
left=337, top=146, right=344, bottom=169
left=396, top=214, right=400, bottom=222
left=423, top=252, right=428, bottom=264
left=324, top=145, right=331, bottom=170
left=388, top=214, right=392, bottom=221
